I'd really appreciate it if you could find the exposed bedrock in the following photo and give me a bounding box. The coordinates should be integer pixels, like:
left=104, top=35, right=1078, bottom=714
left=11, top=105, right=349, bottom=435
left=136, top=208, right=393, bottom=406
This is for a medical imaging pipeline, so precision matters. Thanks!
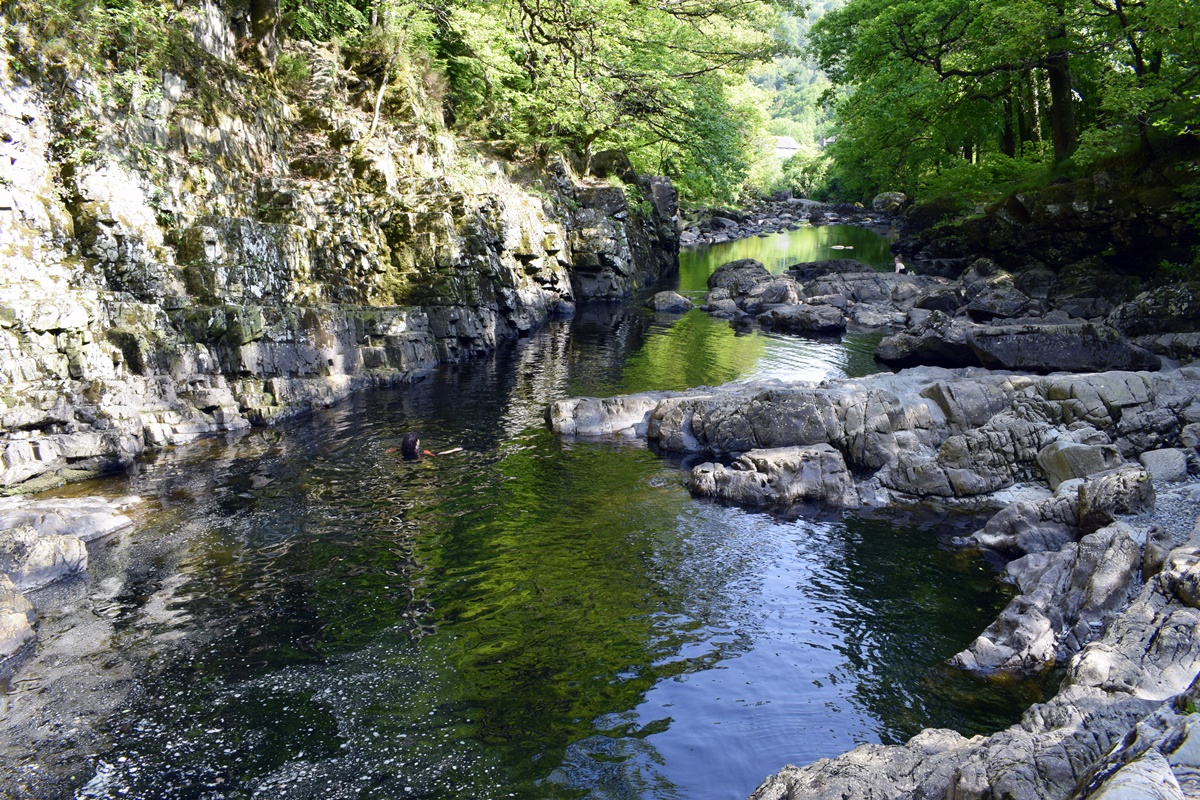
left=697, top=255, right=1166, bottom=376
left=0, top=6, right=680, bottom=494
left=749, top=523, right=1200, bottom=800
left=550, top=366, right=1200, bottom=507
left=686, top=444, right=860, bottom=509
left=0, top=495, right=140, bottom=666
left=951, top=521, right=1143, bottom=675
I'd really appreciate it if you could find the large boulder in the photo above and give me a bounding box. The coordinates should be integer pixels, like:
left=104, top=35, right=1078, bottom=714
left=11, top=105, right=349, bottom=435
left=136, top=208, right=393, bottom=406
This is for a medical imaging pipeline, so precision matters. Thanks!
left=707, top=259, right=771, bottom=297
left=965, top=322, right=1162, bottom=374
left=757, top=304, right=847, bottom=335
left=872, top=192, right=907, bottom=213
left=1037, top=439, right=1123, bottom=490
left=686, top=444, right=859, bottom=508
left=965, top=491, right=1080, bottom=556
left=742, top=276, right=803, bottom=313
left=965, top=285, right=1034, bottom=321
left=875, top=311, right=980, bottom=368
left=1109, top=284, right=1200, bottom=337
left=787, top=258, right=875, bottom=282
left=1078, top=464, right=1156, bottom=535
left=645, top=291, right=694, bottom=313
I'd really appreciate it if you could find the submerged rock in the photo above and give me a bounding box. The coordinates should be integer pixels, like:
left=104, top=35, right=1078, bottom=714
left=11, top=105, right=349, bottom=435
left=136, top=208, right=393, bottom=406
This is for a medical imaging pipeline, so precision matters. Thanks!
left=757, top=303, right=847, bottom=335
left=0, top=525, right=88, bottom=590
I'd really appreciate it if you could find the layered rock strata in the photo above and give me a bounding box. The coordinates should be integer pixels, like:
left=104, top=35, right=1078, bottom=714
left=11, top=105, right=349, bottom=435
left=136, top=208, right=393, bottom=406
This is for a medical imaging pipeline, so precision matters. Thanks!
left=549, top=367, right=1198, bottom=509
left=0, top=3, right=679, bottom=493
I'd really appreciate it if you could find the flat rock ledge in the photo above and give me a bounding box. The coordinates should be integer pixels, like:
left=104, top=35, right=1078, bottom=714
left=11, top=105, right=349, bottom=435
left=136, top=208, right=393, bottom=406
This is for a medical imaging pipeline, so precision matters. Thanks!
left=0, top=495, right=141, bottom=665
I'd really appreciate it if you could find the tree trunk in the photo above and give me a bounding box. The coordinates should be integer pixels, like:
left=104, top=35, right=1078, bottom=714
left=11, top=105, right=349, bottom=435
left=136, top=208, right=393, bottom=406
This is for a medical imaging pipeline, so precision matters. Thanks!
left=1002, top=96, right=1017, bottom=158
left=1045, top=52, right=1076, bottom=162
left=251, top=0, right=279, bottom=67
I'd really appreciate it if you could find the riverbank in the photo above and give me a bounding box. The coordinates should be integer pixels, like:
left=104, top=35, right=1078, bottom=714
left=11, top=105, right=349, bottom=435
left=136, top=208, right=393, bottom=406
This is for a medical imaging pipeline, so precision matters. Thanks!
left=549, top=361, right=1200, bottom=799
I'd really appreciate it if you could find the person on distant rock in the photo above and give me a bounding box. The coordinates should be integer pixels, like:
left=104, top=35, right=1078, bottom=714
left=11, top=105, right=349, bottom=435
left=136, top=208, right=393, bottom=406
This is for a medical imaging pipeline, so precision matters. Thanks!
left=894, top=255, right=908, bottom=274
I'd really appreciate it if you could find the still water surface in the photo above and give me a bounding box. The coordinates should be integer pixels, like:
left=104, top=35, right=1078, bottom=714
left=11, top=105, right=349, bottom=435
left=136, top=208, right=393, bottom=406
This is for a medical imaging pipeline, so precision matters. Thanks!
left=15, top=227, right=1031, bottom=800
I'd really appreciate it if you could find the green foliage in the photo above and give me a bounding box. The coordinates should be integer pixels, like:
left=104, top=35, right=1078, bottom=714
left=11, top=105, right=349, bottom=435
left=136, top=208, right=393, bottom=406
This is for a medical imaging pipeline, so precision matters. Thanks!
left=281, top=0, right=369, bottom=40
left=805, top=0, right=1200, bottom=200
left=274, top=51, right=312, bottom=95
left=1172, top=161, right=1200, bottom=274
left=428, top=0, right=801, bottom=205
left=9, top=0, right=180, bottom=83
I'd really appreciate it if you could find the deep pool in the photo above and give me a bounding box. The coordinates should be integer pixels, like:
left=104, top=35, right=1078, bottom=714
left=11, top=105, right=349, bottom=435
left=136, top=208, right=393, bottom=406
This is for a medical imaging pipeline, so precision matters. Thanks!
left=4, top=227, right=1037, bottom=800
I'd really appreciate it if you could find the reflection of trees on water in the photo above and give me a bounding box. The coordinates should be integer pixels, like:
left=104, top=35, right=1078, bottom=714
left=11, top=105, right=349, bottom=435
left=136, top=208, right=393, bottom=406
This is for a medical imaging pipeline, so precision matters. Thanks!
left=816, top=515, right=1041, bottom=742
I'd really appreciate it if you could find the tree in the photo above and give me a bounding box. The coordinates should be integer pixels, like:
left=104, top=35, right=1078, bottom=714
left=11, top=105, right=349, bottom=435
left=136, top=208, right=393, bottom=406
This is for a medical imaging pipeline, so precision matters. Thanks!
left=805, top=0, right=1199, bottom=199
left=431, top=0, right=803, bottom=203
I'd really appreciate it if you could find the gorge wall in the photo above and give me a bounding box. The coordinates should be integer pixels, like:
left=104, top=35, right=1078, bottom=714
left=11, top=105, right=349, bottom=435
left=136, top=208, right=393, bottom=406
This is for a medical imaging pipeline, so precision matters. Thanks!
left=0, top=3, right=680, bottom=493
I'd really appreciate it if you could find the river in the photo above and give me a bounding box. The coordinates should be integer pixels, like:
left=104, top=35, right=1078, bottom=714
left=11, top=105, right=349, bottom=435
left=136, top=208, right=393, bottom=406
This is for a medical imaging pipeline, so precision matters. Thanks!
left=7, top=225, right=1037, bottom=800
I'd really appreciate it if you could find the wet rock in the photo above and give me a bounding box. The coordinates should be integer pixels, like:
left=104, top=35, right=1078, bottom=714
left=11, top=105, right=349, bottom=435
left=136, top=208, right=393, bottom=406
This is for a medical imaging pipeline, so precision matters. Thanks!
left=546, top=392, right=677, bottom=438
left=0, top=525, right=87, bottom=590
left=686, top=444, right=859, bottom=509
left=645, top=291, right=694, bottom=313
left=742, top=276, right=803, bottom=314
left=707, top=259, right=772, bottom=298
left=951, top=523, right=1142, bottom=674
left=750, top=529, right=1200, bottom=800
left=0, top=574, right=36, bottom=659
left=0, top=496, right=141, bottom=542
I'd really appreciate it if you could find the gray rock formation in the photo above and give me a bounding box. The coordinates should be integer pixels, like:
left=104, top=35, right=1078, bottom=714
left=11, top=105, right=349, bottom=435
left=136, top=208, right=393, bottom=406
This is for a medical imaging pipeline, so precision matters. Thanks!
left=551, top=367, right=1200, bottom=513
left=757, top=303, right=848, bottom=334
left=686, top=444, right=860, bottom=509
left=0, top=574, right=35, bottom=659
left=951, top=522, right=1142, bottom=674
left=749, top=524, right=1200, bottom=800
left=707, top=259, right=773, bottom=298
left=645, top=291, right=695, bottom=313
left=966, top=322, right=1161, bottom=374
left=0, top=7, right=679, bottom=493
left=0, top=526, right=87, bottom=590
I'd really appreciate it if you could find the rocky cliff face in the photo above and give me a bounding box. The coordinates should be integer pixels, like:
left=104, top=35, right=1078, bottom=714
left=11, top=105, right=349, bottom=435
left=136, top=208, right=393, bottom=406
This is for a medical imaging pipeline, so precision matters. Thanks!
left=0, top=3, right=679, bottom=493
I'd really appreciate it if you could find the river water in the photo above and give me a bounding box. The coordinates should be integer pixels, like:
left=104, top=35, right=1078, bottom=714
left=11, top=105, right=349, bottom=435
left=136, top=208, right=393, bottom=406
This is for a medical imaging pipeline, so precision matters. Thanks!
left=9, top=226, right=1036, bottom=800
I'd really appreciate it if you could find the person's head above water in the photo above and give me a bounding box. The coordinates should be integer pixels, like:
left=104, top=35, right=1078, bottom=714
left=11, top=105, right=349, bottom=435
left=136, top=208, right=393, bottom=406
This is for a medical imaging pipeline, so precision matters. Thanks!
left=400, top=432, right=421, bottom=460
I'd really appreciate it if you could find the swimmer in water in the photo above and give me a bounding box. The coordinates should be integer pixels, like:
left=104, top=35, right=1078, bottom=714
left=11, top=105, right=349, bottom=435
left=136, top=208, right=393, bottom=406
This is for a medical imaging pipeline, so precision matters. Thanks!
left=393, top=433, right=463, bottom=460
